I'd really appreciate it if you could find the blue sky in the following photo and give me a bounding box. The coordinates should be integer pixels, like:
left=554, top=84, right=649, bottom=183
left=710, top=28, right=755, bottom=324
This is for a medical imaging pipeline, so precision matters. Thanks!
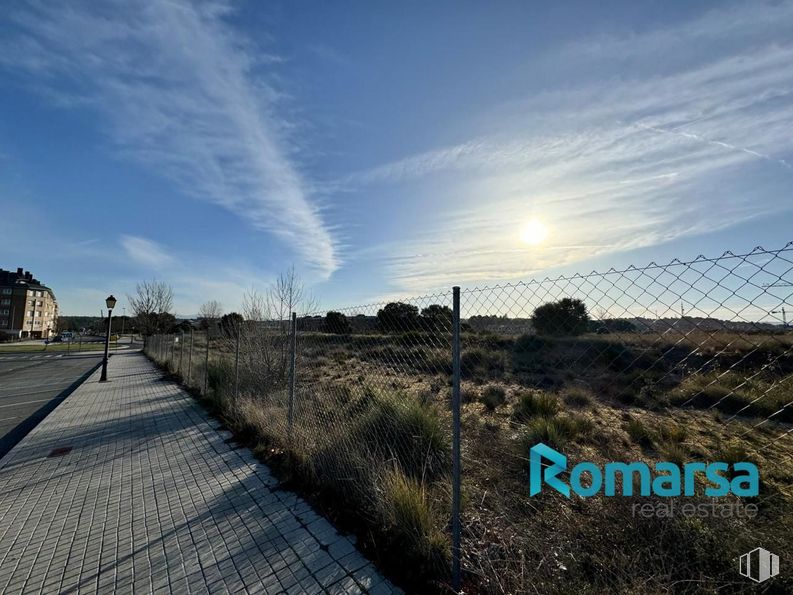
left=1, top=1, right=792, bottom=316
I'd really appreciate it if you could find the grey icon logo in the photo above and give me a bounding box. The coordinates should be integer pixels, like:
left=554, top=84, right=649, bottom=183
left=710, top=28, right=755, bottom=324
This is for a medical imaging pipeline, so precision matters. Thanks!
left=739, top=548, right=780, bottom=583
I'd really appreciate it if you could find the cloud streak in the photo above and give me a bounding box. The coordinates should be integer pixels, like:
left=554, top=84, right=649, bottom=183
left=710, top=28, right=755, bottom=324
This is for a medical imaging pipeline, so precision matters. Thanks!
left=121, top=235, right=175, bottom=269
left=2, top=0, right=339, bottom=276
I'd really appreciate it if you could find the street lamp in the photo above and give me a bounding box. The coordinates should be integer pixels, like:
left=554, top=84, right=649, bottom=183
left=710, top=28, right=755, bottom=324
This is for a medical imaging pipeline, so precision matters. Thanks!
left=100, top=294, right=117, bottom=382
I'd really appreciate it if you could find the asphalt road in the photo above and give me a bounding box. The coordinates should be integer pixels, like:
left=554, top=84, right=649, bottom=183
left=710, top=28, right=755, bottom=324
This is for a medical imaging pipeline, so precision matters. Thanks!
left=0, top=353, right=103, bottom=459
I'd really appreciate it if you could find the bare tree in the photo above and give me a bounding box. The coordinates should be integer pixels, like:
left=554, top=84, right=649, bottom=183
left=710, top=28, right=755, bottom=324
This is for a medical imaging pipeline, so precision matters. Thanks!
left=238, top=267, right=318, bottom=387
left=268, top=266, right=318, bottom=330
left=242, top=287, right=268, bottom=322
left=127, top=280, right=174, bottom=335
left=198, top=300, right=224, bottom=329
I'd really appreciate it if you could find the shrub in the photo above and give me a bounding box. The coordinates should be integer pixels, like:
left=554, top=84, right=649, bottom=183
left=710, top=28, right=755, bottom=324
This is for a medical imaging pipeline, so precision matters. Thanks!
left=625, top=418, right=653, bottom=447
left=512, top=334, right=549, bottom=354
left=481, top=384, right=507, bottom=411
left=657, top=423, right=687, bottom=443
left=563, top=386, right=593, bottom=408
left=377, top=302, right=420, bottom=332
left=219, top=312, right=244, bottom=337
left=513, top=391, right=559, bottom=421
left=461, top=348, right=506, bottom=379
left=520, top=416, right=589, bottom=449
left=207, top=359, right=234, bottom=395
left=420, top=304, right=452, bottom=331
left=324, top=311, right=351, bottom=334
left=379, top=468, right=449, bottom=575
left=661, top=443, right=688, bottom=466
left=531, top=298, right=590, bottom=336
left=354, top=391, right=450, bottom=478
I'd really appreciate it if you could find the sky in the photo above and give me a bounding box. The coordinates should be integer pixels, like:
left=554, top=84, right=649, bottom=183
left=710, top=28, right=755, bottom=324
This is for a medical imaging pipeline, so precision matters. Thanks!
left=1, top=0, right=792, bottom=317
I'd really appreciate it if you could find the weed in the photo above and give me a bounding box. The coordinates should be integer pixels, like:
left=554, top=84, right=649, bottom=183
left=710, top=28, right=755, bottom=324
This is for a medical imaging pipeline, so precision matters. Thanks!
left=520, top=415, right=589, bottom=449
left=354, top=390, right=450, bottom=479
left=625, top=418, right=653, bottom=448
left=563, top=386, right=593, bottom=408
left=513, top=391, right=559, bottom=421
left=481, top=384, right=507, bottom=411
left=656, top=423, right=687, bottom=443
left=379, top=468, right=449, bottom=576
left=461, top=348, right=506, bottom=379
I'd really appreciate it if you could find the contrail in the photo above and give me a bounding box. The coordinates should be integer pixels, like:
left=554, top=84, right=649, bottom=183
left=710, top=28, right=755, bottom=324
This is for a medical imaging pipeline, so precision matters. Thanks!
left=636, top=122, right=792, bottom=171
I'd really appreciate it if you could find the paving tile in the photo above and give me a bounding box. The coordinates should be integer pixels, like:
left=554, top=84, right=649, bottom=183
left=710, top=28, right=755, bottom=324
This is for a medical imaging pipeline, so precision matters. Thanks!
left=0, top=353, right=394, bottom=594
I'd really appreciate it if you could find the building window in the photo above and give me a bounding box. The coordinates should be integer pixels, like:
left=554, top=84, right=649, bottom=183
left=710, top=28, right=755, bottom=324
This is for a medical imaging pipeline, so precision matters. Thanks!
left=1, top=299, right=9, bottom=305
left=0, top=309, right=8, bottom=315
left=28, top=311, right=34, bottom=317
left=2, top=288, right=12, bottom=295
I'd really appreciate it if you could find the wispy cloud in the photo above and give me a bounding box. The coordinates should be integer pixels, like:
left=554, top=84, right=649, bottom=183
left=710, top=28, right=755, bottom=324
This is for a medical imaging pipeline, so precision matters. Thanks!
left=1, top=0, right=339, bottom=276
left=342, top=4, right=793, bottom=292
left=121, top=235, right=175, bottom=269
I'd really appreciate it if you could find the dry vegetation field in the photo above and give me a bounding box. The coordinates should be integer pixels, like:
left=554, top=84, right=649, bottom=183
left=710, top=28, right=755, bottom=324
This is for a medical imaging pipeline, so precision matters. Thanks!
left=148, top=325, right=792, bottom=594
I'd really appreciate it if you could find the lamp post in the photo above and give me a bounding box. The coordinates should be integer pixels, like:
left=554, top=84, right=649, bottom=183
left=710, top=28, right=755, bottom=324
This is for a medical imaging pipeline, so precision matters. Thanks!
left=100, top=294, right=117, bottom=382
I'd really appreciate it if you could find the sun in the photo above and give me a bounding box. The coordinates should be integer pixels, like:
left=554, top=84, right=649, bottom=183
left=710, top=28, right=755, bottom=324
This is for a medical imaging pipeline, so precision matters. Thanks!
left=520, top=218, right=548, bottom=245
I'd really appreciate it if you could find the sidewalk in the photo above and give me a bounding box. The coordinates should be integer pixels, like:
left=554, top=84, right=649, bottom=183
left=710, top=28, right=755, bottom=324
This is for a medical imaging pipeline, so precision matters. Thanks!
left=0, top=352, right=398, bottom=594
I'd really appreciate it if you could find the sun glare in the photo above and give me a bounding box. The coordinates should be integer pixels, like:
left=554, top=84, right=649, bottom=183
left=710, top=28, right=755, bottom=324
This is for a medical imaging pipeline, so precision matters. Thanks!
left=520, top=218, right=548, bottom=246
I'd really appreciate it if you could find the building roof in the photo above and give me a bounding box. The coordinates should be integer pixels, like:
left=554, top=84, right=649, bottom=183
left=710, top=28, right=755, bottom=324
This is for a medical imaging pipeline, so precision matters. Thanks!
left=0, top=268, right=54, bottom=293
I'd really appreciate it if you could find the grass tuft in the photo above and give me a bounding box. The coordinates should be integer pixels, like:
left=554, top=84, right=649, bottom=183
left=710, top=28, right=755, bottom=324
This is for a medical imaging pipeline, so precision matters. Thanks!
left=625, top=418, right=653, bottom=448
left=480, top=384, right=507, bottom=411
left=513, top=391, right=559, bottom=421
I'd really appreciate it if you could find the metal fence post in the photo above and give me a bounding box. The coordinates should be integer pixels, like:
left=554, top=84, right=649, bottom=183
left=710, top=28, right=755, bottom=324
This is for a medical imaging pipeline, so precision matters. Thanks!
left=234, top=325, right=241, bottom=402
left=203, top=329, right=210, bottom=395
left=187, top=329, right=194, bottom=385
left=288, top=312, right=297, bottom=442
left=178, top=331, right=184, bottom=375
left=451, top=286, right=462, bottom=591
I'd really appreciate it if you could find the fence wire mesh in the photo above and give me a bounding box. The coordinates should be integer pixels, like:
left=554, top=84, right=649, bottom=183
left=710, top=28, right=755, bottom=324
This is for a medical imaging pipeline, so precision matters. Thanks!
left=142, top=243, right=792, bottom=594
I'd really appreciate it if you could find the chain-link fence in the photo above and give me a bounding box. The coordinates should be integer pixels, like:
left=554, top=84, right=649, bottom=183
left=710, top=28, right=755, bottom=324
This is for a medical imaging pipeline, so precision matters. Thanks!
left=143, top=244, right=792, bottom=594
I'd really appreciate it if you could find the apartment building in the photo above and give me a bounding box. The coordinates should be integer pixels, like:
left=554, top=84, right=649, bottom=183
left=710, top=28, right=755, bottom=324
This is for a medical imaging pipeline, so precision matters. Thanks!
left=0, top=268, right=59, bottom=339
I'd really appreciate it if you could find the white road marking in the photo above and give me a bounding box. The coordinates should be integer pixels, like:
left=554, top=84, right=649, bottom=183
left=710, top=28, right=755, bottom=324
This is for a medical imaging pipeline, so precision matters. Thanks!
left=0, top=399, right=53, bottom=408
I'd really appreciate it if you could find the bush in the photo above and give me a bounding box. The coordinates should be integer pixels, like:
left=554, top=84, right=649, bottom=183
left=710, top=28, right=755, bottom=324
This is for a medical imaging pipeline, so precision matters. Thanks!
left=531, top=298, right=590, bottom=336
left=324, top=311, right=351, bottom=334
left=461, top=348, right=505, bottom=379
left=379, top=468, right=449, bottom=568
left=481, top=384, right=507, bottom=411
left=354, top=391, right=450, bottom=478
left=563, top=386, right=593, bottom=408
left=513, top=391, right=559, bottom=421
left=377, top=302, right=420, bottom=332
left=512, top=333, right=549, bottom=354
left=520, top=415, right=590, bottom=449
left=420, top=304, right=452, bottom=331
left=657, top=423, right=687, bottom=443
left=625, top=418, right=653, bottom=447
left=219, top=312, right=244, bottom=337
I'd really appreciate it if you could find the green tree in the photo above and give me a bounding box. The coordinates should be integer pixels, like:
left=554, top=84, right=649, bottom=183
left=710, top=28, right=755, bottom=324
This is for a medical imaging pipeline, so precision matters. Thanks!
left=377, top=302, right=420, bottom=332
left=420, top=304, right=453, bottom=330
left=324, top=311, right=351, bottom=334
left=220, top=312, right=244, bottom=337
left=531, top=298, right=590, bottom=336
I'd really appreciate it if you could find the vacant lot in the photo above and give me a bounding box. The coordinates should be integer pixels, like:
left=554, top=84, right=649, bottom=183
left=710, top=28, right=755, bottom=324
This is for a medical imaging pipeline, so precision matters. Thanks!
left=148, top=325, right=792, bottom=593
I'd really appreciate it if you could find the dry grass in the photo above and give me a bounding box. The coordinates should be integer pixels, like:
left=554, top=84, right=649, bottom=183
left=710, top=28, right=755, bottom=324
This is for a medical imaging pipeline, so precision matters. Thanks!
left=145, top=327, right=793, bottom=594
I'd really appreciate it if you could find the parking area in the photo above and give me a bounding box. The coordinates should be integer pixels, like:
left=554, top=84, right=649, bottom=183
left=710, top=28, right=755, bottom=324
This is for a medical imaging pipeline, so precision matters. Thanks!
left=0, top=353, right=102, bottom=458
